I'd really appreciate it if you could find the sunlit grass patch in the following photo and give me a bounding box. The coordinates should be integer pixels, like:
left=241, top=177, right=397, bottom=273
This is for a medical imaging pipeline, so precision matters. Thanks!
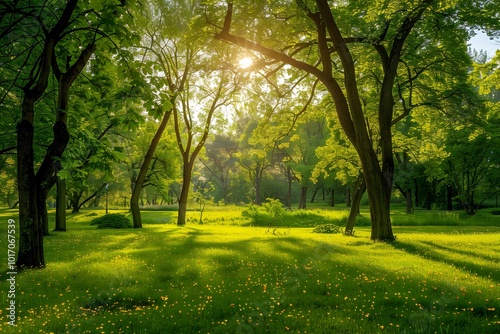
left=1, top=207, right=499, bottom=333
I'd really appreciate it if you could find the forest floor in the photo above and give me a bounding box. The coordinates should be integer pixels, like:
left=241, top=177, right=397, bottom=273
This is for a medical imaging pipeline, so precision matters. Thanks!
left=0, top=206, right=499, bottom=333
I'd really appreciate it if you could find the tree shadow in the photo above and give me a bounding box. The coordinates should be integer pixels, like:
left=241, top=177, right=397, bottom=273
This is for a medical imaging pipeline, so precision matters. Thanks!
left=392, top=240, right=499, bottom=283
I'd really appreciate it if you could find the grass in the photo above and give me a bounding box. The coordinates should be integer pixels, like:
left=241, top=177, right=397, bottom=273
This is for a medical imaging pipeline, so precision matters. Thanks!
left=0, top=206, right=499, bottom=333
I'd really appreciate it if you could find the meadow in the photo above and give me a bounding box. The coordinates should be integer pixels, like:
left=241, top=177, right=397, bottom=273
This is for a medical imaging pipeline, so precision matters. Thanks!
left=0, top=205, right=499, bottom=333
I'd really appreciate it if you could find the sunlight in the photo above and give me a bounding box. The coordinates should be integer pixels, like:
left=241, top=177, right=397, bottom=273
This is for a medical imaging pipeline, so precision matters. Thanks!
left=238, top=57, right=253, bottom=69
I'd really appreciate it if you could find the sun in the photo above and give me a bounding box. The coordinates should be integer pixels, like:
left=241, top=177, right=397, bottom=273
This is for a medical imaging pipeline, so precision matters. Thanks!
left=238, top=57, right=253, bottom=69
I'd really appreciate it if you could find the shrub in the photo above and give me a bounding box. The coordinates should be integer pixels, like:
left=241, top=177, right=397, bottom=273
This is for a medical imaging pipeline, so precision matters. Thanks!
left=90, top=214, right=133, bottom=229
left=242, top=198, right=286, bottom=227
left=312, top=224, right=342, bottom=234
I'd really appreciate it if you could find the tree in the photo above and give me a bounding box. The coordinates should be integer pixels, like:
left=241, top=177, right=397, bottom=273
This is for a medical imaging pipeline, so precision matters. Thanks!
left=280, top=107, right=329, bottom=209
left=128, top=119, right=180, bottom=223
left=201, top=134, right=239, bottom=204
left=1, top=0, right=135, bottom=268
left=214, top=0, right=495, bottom=240
left=444, top=122, right=500, bottom=214
left=126, top=0, right=179, bottom=228
left=441, top=51, right=500, bottom=214
left=314, top=117, right=365, bottom=234
left=174, top=68, right=239, bottom=225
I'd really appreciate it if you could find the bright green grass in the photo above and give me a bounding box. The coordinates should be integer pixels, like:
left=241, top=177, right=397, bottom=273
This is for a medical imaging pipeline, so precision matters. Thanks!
left=0, top=208, right=499, bottom=333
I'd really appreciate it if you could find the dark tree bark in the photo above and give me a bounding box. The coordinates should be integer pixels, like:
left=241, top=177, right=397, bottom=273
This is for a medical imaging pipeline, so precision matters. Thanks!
left=15, top=0, right=99, bottom=267
left=345, top=175, right=366, bottom=235
left=49, top=42, right=96, bottom=231
left=447, top=185, right=453, bottom=211
left=404, top=189, right=414, bottom=214
left=414, top=179, right=420, bottom=207
left=17, top=119, right=44, bottom=268
left=55, top=176, right=66, bottom=231
left=311, top=186, right=322, bottom=203
left=346, top=186, right=351, bottom=207
left=36, top=120, right=70, bottom=236
left=70, top=190, right=84, bottom=213
left=298, top=186, right=307, bottom=209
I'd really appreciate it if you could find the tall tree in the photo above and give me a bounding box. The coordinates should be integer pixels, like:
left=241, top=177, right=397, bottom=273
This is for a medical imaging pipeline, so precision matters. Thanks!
left=215, top=0, right=495, bottom=240
left=1, top=0, right=134, bottom=268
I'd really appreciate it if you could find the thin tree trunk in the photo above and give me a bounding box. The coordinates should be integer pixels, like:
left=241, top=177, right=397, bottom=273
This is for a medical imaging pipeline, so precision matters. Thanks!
left=330, top=187, right=335, bottom=207
left=177, top=161, right=193, bottom=226
left=404, top=189, right=413, bottom=214
left=50, top=42, right=95, bottom=231
left=70, top=191, right=83, bottom=213
left=77, top=184, right=106, bottom=212
left=255, top=170, right=262, bottom=205
left=414, top=179, right=420, bottom=207
left=298, top=186, right=307, bottom=209
left=311, top=186, right=321, bottom=203
left=130, top=109, right=172, bottom=228
left=55, top=177, right=66, bottom=231
left=285, top=167, right=292, bottom=209
left=447, top=185, right=453, bottom=211
left=36, top=120, right=70, bottom=236
left=345, top=175, right=366, bottom=235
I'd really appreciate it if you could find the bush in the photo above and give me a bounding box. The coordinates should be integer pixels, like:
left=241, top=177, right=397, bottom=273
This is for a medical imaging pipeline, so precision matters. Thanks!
left=241, top=198, right=285, bottom=226
left=312, top=224, right=342, bottom=234
left=90, top=214, right=133, bottom=229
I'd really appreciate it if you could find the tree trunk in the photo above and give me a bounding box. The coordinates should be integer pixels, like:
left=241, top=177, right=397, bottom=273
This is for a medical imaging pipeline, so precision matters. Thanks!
left=177, top=162, right=193, bottom=226
left=37, top=187, right=50, bottom=236
left=446, top=185, right=453, bottom=211
left=55, top=176, right=66, bottom=231
left=130, top=109, right=172, bottom=228
left=311, top=186, right=321, bottom=203
left=330, top=187, right=335, bottom=207
left=346, top=186, right=351, bottom=207
left=36, top=121, right=70, bottom=235
left=255, top=170, right=262, bottom=205
left=70, top=191, right=83, bottom=213
left=345, top=175, right=366, bottom=235
left=222, top=180, right=229, bottom=205
left=404, top=189, right=413, bottom=214
left=17, top=120, right=45, bottom=268
left=298, top=186, right=307, bottom=209
left=285, top=167, right=292, bottom=209
left=414, top=179, right=420, bottom=208
left=358, top=147, right=393, bottom=241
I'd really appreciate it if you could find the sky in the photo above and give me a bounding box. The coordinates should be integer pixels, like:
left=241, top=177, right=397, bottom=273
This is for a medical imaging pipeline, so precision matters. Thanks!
left=468, top=31, right=500, bottom=58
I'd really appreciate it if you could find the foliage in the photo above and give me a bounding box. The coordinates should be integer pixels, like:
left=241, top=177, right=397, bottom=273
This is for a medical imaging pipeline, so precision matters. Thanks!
left=90, top=213, right=133, bottom=229
left=312, top=224, right=342, bottom=234
left=242, top=198, right=285, bottom=226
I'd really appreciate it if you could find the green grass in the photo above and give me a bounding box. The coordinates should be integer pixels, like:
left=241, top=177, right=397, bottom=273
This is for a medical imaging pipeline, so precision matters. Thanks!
left=0, top=207, right=499, bottom=333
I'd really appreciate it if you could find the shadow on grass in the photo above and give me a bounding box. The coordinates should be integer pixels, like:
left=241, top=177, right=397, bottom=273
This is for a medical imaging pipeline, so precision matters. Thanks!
left=2, top=220, right=499, bottom=333
left=392, top=240, right=500, bottom=283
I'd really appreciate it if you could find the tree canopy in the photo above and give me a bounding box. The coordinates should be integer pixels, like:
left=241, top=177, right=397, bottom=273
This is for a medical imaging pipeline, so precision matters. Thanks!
left=1, top=0, right=498, bottom=267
